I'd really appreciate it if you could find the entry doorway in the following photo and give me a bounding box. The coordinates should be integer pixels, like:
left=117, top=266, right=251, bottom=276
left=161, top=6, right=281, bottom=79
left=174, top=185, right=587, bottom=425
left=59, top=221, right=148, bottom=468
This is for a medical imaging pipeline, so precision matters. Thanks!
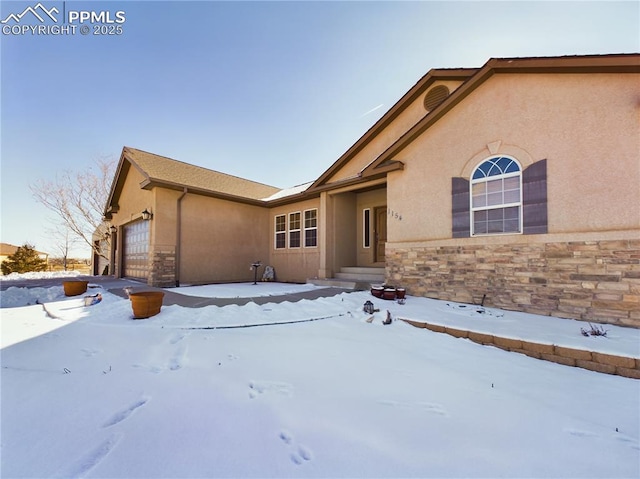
left=374, top=206, right=387, bottom=263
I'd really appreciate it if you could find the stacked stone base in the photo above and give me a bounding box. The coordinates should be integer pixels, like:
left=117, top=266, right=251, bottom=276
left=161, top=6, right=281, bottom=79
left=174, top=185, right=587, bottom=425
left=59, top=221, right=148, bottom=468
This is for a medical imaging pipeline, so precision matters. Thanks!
left=148, top=245, right=177, bottom=288
left=387, top=238, right=640, bottom=328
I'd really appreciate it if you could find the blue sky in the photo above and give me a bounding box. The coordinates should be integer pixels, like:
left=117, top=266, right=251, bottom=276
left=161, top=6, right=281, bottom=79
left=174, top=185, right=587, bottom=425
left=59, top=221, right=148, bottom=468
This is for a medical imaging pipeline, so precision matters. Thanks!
left=1, top=0, right=639, bottom=258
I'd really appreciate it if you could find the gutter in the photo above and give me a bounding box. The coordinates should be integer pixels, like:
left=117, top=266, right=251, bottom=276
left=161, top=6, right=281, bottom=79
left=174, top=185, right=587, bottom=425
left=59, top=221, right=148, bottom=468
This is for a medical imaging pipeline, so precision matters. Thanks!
left=175, top=187, right=188, bottom=287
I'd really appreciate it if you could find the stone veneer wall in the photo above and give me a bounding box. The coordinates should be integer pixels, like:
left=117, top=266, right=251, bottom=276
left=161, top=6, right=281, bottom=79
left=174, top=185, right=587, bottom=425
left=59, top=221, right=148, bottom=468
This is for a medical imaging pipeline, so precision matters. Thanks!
left=387, top=239, right=640, bottom=328
left=148, top=245, right=176, bottom=288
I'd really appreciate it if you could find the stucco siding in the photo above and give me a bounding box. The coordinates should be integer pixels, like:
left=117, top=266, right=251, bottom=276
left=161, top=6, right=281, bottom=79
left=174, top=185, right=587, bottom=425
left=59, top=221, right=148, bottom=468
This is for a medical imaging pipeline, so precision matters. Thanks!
left=388, top=72, right=640, bottom=243
left=268, top=198, right=321, bottom=282
left=113, top=166, right=154, bottom=226
left=178, top=194, right=270, bottom=284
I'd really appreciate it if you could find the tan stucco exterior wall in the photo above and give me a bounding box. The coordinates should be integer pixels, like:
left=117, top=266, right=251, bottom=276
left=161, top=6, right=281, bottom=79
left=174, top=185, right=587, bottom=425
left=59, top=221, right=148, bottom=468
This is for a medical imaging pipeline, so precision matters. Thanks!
left=110, top=167, right=155, bottom=228
left=268, top=198, right=321, bottom=282
left=178, top=193, right=270, bottom=284
left=110, top=173, right=272, bottom=285
left=388, top=73, right=640, bottom=242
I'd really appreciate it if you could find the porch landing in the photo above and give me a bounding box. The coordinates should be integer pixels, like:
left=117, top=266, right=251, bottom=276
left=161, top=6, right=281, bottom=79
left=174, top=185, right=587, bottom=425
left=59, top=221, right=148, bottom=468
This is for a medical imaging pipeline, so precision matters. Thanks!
left=308, top=266, right=385, bottom=290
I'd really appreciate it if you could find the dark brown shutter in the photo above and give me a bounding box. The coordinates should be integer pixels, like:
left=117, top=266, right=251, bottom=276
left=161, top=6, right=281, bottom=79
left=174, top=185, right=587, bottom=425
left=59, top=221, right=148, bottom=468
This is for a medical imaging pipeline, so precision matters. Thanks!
left=452, top=177, right=470, bottom=237
left=522, top=159, right=548, bottom=234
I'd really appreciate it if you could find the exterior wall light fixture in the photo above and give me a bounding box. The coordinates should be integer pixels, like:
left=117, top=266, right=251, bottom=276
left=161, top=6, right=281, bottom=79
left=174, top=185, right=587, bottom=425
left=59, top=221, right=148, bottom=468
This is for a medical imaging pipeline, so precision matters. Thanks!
left=141, top=209, right=153, bottom=221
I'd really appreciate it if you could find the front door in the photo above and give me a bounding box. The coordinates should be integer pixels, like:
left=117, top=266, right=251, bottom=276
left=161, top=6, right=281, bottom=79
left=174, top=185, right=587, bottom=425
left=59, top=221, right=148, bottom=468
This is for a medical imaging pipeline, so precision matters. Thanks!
left=374, top=206, right=387, bottom=263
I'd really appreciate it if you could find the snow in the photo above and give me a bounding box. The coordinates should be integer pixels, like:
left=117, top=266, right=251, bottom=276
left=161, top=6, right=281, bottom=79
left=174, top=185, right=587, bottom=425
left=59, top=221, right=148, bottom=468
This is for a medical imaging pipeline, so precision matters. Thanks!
left=1, top=272, right=639, bottom=478
left=261, top=182, right=313, bottom=201
left=172, top=282, right=323, bottom=299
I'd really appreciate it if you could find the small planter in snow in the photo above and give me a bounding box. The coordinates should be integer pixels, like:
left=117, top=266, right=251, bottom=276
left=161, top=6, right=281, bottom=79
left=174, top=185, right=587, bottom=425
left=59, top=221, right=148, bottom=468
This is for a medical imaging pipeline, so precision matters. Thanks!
left=129, top=291, right=165, bottom=319
left=371, top=286, right=384, bottom=298
left=383, top=288, right=396, bottom=301
left=63, top=280, right=89, bottom=297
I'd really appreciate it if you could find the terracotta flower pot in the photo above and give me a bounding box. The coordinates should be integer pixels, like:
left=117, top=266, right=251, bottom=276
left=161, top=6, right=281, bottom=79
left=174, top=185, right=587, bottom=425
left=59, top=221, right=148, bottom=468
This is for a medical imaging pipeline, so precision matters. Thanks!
left=63, top=280, right=89, bottom=297
left=396, top=288, right=406, bottom=300
left=129, top=291, right=165, bottom=319
left=383, top=288, right=396, bottom=301
left=371, top=286, right=384, bottom=298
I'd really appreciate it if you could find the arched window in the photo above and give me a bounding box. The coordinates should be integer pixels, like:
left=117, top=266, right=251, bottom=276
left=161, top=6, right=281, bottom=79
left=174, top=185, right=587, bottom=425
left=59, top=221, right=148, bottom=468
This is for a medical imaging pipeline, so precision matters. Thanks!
left=471, top=156, right=522, bottom=235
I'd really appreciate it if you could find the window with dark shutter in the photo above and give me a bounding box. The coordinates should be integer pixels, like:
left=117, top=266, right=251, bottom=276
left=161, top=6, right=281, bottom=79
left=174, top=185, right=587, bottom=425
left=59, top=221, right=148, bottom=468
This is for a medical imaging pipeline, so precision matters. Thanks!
left=522, top=159, right=548, bottom=234
left=452, top=177, right=470, bottom=238
left=470, top=156, right=522, bottom=235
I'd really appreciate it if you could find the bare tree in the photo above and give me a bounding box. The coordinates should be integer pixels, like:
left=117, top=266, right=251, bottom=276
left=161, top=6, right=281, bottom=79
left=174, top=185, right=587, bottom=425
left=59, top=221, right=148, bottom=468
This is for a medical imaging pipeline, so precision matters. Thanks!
left=30, top=157, right=116, bottom=260
left=48, top=225, right=80, bottom=270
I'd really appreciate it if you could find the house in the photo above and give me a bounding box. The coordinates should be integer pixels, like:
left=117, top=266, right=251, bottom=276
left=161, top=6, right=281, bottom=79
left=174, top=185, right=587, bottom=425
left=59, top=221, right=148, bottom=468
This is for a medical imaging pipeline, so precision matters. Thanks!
left=102, top=54, right=640, bottom=327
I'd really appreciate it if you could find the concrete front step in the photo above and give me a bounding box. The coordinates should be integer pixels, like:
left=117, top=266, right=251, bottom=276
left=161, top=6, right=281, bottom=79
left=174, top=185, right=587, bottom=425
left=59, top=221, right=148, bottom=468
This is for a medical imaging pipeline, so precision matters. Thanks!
left=340, top=266, right=385, bottom=276
left=307, top=278, right=373, bottom=290
left=335, top=272, right=385, bottom=282
left=308, top=266, right=385, bottom=290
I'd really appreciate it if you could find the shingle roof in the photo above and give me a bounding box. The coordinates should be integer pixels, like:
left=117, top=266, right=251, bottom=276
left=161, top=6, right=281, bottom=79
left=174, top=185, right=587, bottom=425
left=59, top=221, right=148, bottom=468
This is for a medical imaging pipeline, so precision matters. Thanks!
left=123, top=147, right=280, bottom=200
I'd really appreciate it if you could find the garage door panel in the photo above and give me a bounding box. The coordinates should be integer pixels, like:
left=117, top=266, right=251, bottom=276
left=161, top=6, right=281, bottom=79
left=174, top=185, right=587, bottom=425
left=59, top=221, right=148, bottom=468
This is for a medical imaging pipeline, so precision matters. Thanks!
left=123, top=220, right=149, bottom=279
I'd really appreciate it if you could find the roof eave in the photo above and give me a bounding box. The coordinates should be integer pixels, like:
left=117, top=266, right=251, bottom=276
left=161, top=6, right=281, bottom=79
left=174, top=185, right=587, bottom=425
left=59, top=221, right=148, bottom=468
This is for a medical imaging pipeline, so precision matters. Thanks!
left=367, top=54, right=640, bottom=170
left=141, top=179, right=270, bottom=207
left=309, top=68, right=478, bottom=190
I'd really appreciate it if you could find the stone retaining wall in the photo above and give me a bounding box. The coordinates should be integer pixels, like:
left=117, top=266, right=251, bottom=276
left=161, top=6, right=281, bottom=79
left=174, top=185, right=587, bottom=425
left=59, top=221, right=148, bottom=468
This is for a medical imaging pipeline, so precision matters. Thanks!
left=387, top=239, right=640, bottom=328
left=401, top=319, right=640, bottom=379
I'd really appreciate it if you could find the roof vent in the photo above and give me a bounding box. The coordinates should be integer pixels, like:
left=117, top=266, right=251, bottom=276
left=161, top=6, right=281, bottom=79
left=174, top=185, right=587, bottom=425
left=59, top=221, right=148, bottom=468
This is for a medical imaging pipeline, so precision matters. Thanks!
left=424, top=85, right=450, bottom=112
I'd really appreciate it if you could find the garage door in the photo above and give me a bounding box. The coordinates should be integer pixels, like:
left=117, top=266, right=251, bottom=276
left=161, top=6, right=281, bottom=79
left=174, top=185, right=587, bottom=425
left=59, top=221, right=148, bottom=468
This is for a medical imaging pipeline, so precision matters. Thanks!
left=123, top=220, right=149, bottom=280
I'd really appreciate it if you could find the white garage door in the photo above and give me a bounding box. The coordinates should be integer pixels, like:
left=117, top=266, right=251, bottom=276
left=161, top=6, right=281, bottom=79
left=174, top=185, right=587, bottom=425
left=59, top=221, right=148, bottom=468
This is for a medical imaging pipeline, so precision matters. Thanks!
left=123, top=220, right=149, bottom=280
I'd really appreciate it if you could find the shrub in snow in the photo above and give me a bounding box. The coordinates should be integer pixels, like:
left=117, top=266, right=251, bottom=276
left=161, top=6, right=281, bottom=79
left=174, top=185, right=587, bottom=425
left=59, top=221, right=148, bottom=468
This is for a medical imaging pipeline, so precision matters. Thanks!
left=580, top=323, right=608, bottom=337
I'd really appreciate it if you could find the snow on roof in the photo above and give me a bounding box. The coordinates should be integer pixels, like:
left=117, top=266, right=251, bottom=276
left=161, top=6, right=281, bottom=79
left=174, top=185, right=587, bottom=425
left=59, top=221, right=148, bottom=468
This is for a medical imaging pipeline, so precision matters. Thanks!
left=261, top=181, right=314, bottom=201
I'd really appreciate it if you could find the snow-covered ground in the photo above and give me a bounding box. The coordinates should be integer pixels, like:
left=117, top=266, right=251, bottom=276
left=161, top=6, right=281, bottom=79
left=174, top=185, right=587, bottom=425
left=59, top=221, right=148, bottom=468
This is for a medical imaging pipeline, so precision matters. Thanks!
left=173, top=282, right=324, bottom=299
left=1, top=273, right=639, bottom=478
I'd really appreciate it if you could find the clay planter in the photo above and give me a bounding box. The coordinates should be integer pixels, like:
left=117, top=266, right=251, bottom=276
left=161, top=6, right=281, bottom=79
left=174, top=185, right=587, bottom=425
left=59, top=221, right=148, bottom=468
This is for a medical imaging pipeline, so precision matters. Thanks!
left=396, top=288, right=406, bottom=300
left=63, top=280, right=89, bottom=297
left=129, top=291, right=165, bottom=319
left=383, top=288, right=397, bottom=301
left=371, top=286, right=384, bottom=298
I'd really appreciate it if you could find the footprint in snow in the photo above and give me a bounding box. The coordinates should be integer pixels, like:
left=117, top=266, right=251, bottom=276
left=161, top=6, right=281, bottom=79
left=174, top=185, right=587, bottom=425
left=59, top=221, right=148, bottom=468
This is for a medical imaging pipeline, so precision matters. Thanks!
left=103, top=397, right=150, bottom=428
left=81, top=348, right=101, bottom=357
left=378, top=399, right=448, bottom=416
left=279, top=430, right=313, bottom=465
left=56, top=433, right=122, bottom=479
left=169, top=343, right=188, bottom=371
left=564, top=428, right=598, bottom=438
left=248, top=380, right=293, bottom=399
left=169, top=332, right=187, bottom=345
left=613, top=432, right=640, bottom=450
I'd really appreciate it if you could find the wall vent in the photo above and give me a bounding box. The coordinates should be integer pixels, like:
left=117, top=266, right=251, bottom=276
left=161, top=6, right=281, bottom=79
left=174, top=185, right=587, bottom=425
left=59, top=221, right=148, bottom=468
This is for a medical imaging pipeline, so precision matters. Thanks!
left=424, top=85, right=450, bottom=112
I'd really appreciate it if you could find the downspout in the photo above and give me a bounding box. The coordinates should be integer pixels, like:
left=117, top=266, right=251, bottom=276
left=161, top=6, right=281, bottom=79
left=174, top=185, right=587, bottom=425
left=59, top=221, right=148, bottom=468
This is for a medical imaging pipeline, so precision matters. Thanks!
left=175, top=187, right=188, bottom=287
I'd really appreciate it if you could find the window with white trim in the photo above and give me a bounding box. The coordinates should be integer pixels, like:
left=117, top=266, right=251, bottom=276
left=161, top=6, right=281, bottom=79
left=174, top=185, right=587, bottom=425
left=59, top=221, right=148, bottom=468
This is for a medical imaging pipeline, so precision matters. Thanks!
left=471, top=156, right=522, bottom=235
left=304, top=209, right=317, bottom=247
left=363, top=208, right=371, bottom=248
left=289, top=212, right=301, bottom=248
left=275, top=215, right=286, bottom=249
